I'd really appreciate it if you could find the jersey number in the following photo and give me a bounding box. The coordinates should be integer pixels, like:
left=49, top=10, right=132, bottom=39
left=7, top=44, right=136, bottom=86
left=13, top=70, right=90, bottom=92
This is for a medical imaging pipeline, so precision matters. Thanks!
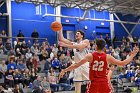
left=92, top=61, right=104, bottom=71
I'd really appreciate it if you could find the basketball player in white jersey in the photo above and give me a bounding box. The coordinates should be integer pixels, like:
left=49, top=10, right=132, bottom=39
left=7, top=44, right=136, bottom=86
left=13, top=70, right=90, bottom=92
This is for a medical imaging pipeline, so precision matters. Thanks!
left=58, top=29, right=90, bottom=93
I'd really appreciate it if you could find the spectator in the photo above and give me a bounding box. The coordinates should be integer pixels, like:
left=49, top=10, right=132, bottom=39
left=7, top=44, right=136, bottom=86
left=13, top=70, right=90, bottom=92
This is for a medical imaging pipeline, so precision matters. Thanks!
left=40, top=47, right=48, bottom=61
left=59, top=73, right=73, bottom=91
left=17, top=60, right=26, bottom=72
left=32, top=54, right=39, bottom=72
left=57, top=47, right=65, bottom=59
left=41, top=77, right=51, bottom=93
left=7, top=48, right=16, bottom=56
left=105, top=34, right=111, bottom=47
left=0, top=38, right=4, bottom=54
left=34, top=39, right=40, bottom=47
left=30, top=68, right=37, bottom=83
left=49, top=68, right=59, bottom=92
left=24, top=69, right=31, bottom=87
left=13, top=37, right=19, bottom=49
left=13, top=69, right=21, bottom=85
left=20, top=41, right=28, bottom=55
left=13, top=84, right=24, bottom=93
left=4, top=39, right=12, bottom=54
left=7, top=58, right=17, bottom=70
left=32, top=75, right=43, bottom=93
left=50, top=50, right=55, bottom=60
left=5, top=68, right=15, bottom=88
left=0, top=60, right=7, bottom=78
left=31, top=29, right=39, bottom=38
left=44, top=57, right=51, bottom=76
left=27, top=40, right=32, bottom=48
left=17, top=30, right=24, bottom=42
left=0, top=30, right=7, bottom=45
left=51, top=57, right=61, bottom=72
left=52, top=44, right=58, bottom=55
left=25, top=49, right=32, bottom=61
left=31, top=29, right=39, bottom=43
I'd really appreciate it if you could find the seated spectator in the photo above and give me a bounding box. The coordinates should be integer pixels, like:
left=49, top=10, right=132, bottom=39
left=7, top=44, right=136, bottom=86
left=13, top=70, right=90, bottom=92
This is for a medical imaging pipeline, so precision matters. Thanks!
left=20, top=41, right=28, bottom=55
left=0, top=30, right=7, bottom=45
left=17, top=30, right=24, bottom=42
left=26, top=58, right=33, bottom=70
left=31, top=29, right=39, bottom=42
left=32, top=54, right=39, bottom=72
left=13, top=84, right=24, bottom=93
left=13, top=69, right=24, bottom=84
left=15, top=42, right=21, bottom=53
left=0, top=60, right=7, bottom=77
left=49, top=68, right=59, bottom=92
left=30, top=68, right=37, bottom=83
left=15, top=48, right=22, bottom=58
left=44, top=57, right=51, bottom=77
left=51, top=57, right=61, bottom=72
left=59, top=73, right=73, bottom=91
left=0, top=38, right=4, bottom=54
left=7, top=48, right=16, bottom=56
left=13, top=37, right=19, bottom=49
left=5, top=68, right=15, bottom=88
left=26, top=40, right=32, bottom=48
left=4, top=39, right=12, bottom=54
left=32, top=75, right=43, bottom=93
left=41, top=77, right=51, bottom=93
left=40, top=47, right=48, bottom=61
left=7, top=58, right=17, bottom=70
left=135, top=73, right=140, bottom=88
left=34, top=39, right=40, bottom=47
left=17, top=60, right=26, bottom=72
left=25, top=49, right=32, bottom=61
left=24, top=69, right=31, bottom=87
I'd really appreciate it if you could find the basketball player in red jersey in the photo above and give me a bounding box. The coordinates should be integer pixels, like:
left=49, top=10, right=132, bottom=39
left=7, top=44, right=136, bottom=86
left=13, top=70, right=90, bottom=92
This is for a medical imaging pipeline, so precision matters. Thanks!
left=59, top=39, right=139, bottom=93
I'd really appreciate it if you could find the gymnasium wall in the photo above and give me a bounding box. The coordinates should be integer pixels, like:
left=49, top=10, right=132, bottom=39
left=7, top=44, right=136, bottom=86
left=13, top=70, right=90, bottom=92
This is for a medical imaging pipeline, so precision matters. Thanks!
left=61, top=7, right=110, bottom=40
left=0, top=3, right=7, bottom=33
left=114, top=13, right=140, bottom=40
left=11, top=1, right=111, bottom=44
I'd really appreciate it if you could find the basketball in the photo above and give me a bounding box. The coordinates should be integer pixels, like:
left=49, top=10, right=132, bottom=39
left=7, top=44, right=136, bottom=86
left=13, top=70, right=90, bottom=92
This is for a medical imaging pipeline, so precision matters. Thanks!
left=51, top=21, right=62, bottom=32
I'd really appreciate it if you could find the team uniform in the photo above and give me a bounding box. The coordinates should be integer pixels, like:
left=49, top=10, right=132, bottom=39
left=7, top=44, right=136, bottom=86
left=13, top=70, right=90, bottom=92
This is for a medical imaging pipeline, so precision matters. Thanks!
left=72, top=41, right=90, bottom=81
left=86, top=52, right=112, bottom=93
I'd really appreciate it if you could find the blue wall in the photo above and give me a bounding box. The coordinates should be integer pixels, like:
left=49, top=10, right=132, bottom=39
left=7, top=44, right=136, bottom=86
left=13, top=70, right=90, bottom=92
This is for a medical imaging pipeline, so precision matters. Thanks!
left=61, top=7, right=110, bottom=40
left=11, top=2, right=111, bottom=44
left=11, top=2, right=56, bottom=44
left=0, top=3, right=7, bottom=33
left=114, top=13, right=140, bottom=40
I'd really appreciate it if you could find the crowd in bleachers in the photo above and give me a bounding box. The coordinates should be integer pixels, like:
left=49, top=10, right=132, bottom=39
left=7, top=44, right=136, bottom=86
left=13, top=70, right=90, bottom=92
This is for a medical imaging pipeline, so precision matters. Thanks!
left=0, top=30, right=140, bottom=93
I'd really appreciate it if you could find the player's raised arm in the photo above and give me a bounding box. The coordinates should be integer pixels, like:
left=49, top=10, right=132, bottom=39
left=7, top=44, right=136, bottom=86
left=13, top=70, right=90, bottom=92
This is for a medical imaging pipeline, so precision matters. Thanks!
left=58, top=29, right=72, bottom=45
left=59, top=53, right=92, bottom=78
left=107, top=46, right=139, bottom=66
left=59, top=39, right=89, bottom=50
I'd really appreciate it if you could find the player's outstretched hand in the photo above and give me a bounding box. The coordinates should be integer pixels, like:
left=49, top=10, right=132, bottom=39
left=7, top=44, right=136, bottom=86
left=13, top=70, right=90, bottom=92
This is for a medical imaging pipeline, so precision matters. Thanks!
left=59, top=69, right=65, bottom=80
left=131, top=46, right=139, bottom=57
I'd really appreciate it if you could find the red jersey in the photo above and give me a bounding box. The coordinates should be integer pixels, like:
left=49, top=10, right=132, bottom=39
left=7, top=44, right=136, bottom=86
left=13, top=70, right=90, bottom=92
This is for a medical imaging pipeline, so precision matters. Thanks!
left=89, top=52, right=108, bottom=81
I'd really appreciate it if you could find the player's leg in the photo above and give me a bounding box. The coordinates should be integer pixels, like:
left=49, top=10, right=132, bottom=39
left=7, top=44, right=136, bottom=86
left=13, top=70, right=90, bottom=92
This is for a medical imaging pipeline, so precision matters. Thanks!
left=74, top=82, right=82, bottom=93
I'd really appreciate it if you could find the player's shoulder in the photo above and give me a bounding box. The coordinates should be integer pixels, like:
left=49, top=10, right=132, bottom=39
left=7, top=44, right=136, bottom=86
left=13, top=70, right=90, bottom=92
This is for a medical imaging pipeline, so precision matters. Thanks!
left=83, top=39, right=89, bottom=42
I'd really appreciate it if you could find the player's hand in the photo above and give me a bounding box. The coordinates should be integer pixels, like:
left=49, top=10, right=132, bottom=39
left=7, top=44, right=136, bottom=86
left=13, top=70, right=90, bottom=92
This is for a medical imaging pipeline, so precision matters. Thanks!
left=110, top=65, right=115, bottom=71
left=131, top=46, right=139, bottom=57
left=59, top=69, right=65, bottom=80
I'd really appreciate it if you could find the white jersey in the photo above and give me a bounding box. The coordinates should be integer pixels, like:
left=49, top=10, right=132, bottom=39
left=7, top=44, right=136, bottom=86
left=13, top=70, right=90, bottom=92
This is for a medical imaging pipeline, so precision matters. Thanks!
left=72, top=40, right=90, bottom=81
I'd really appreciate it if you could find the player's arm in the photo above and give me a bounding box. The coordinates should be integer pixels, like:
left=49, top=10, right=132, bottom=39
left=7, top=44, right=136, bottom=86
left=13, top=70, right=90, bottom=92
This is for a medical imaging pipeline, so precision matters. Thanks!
left=59, top=39, right=90, bottom=50
left=58, top=29, right=72, bottom=45
left=107, top=46, right=139, bottom=66
left=107, top=65, right=114, bottom=80
left=59, top=53, right=93, bottom=78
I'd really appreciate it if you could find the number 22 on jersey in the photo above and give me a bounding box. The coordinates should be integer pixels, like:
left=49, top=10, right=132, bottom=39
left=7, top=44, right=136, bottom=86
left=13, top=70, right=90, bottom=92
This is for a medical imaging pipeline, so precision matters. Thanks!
left=92, top=61, right=104, bottom=71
